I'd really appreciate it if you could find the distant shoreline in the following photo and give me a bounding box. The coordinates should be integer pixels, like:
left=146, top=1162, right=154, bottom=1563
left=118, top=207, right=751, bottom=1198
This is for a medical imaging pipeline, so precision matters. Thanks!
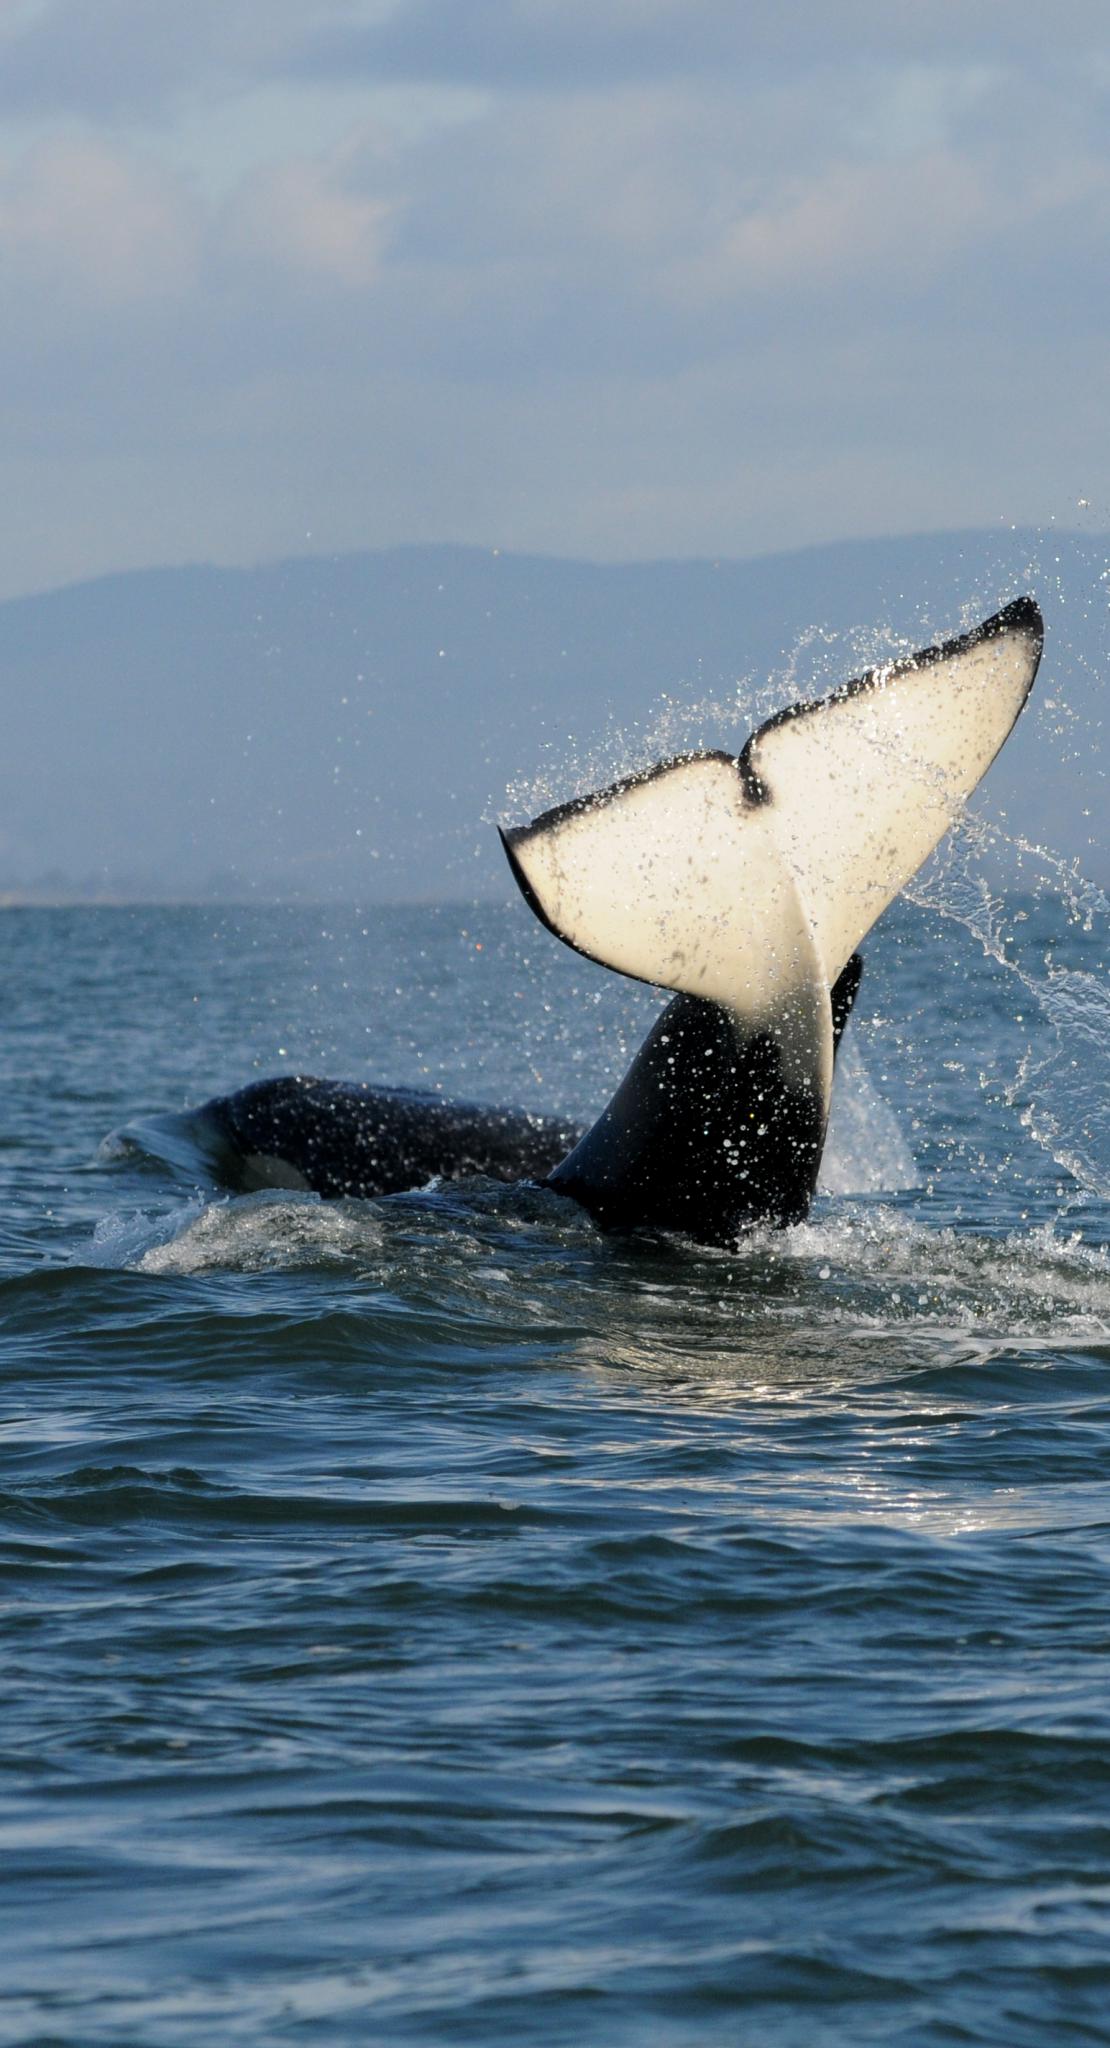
left=0, top=890, right=266, bottom=909
left=0, top=891, right=512, bottom=910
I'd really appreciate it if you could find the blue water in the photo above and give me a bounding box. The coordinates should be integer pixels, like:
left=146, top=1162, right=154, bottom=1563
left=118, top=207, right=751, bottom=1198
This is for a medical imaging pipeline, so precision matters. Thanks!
left=4, top=894, right=1110, bottom=2046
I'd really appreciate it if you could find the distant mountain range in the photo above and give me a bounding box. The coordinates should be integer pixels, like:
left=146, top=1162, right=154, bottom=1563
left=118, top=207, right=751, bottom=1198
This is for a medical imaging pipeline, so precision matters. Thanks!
left=6, top=529, right=1107, bottom=898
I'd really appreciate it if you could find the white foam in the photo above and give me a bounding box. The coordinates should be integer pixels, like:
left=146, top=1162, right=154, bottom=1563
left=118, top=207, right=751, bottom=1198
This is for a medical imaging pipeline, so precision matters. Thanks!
left=137, top=1192, right=381, bottom=1275
left=775, top=1205, right=1110, bottom=1340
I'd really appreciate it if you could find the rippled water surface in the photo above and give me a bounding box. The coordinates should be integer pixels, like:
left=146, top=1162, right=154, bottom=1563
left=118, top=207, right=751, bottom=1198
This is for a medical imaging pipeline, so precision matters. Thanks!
left=3, top=899, right=1110, bottom=2046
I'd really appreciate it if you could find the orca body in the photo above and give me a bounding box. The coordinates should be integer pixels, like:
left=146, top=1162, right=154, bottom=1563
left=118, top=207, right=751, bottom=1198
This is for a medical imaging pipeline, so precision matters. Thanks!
left=192, top=1077, right=579, bottom=1199
left=187, top=599, right=1043, bottom=1245
left=543, top=954, right=862, bottom=1244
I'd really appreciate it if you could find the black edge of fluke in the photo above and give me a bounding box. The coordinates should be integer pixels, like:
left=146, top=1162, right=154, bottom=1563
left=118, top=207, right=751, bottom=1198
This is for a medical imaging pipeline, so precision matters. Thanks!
left=905, top=592, right=1044, bottom=670
left=989, top=594, right=1043, bottom=640
left=498, top=825, right=564, bottom=951
left=744, top=594, right=1044, bottom=762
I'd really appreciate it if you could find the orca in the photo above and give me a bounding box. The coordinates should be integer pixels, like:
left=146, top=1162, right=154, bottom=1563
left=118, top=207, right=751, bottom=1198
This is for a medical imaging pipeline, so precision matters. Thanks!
left=191, top=598, right=1042, bottom=1245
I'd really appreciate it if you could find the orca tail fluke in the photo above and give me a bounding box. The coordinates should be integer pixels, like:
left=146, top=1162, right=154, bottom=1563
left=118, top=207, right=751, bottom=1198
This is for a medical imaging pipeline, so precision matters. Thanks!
left=500, top=599, right=1042, bottom=1240
left=500, top=597, right=1042, bottom=1013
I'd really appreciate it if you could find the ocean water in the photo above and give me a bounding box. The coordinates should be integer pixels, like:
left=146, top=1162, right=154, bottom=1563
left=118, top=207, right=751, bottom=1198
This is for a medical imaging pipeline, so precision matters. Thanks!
left=4, top=886, right=1110, bottom=2047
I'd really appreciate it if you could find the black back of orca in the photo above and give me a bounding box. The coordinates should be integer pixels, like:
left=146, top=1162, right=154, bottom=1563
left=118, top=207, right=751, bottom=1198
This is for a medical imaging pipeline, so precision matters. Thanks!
left=196, top=1077, right=580, bottom=1200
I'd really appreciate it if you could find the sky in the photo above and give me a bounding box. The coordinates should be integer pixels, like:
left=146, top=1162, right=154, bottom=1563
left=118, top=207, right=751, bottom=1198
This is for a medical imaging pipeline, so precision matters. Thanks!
left=0, top=0, right=1108, bottom=600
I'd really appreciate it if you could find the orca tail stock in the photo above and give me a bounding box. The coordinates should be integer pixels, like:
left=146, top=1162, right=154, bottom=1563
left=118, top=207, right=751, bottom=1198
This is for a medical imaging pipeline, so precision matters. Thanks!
left=501, top=598, right=1043, bottom=1244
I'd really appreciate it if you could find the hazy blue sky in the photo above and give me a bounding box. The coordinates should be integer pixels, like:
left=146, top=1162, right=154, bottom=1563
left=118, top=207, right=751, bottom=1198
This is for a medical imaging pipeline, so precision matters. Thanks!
left=1, top=0, right=1107, bottom=598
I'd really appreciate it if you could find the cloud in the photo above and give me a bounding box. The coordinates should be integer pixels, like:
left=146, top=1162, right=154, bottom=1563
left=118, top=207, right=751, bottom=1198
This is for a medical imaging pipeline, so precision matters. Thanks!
left=0, top=0, right=225, bottom=115
left=0, top=34, right=1105, bottom=370
left=284, top=65, right=1105, bottom=392
left=0, top=0, right=372, bottom=119
left=0, top=0, right=1107, bottom=601
left=223, top=154, right=394, bottom=287
left=0, top=135, right=198, bottom=304
left=296, top=0, right=1110, bottom=91
left=4, top=0, right=1108, bottom=125
left=688, top=154, right=998, bottom=300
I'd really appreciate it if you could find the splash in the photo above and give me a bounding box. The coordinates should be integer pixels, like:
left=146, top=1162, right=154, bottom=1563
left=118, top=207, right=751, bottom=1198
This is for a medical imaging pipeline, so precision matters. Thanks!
left=779, top=1206, right=1110, bottom=1344
left=820, top=1036, right=920, bottom=1196
left=909, top=820, right=1110, bottom=1200
left=138, top=1190, right=379, bottom=1275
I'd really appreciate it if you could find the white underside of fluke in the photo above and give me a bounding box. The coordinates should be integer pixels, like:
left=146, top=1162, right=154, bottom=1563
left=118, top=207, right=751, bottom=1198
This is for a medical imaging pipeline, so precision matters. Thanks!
left=749, top=609, right=1042, bottom=984
left=510, top=753, right=814, bottom=1013
left=501, top=602, right=1043, bottom=1063
left=506, top=755, right=835, bottom=1106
